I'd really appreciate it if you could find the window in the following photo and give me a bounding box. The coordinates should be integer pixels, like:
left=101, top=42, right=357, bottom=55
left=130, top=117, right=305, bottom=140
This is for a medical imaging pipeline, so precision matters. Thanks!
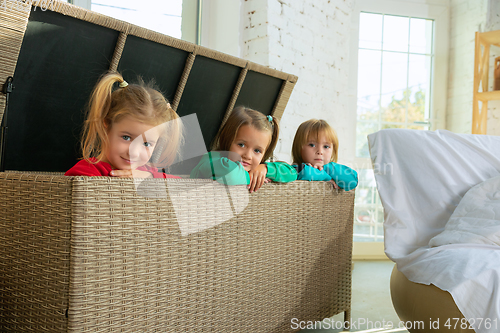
left=356, top=13, right=433, bottom=158
left=91, top=0, right=182, bottom=38
left=67, top=0, right=200, bottom=43
left=349, top=0, right=449, bottom=257
left=355, top=13, right=434, bottom=244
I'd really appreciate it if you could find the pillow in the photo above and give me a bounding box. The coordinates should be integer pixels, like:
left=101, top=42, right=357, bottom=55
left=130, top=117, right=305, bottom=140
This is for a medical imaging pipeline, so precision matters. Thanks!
left=367, top=129, right=500, bottom=259
left=429, top=175, right=500, bottom=247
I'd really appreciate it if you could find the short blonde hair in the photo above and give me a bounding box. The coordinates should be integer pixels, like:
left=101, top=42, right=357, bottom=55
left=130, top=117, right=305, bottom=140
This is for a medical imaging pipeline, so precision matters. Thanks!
left=81, top=71, right=182, bottom=168
left=212, top=106, right=279, bottom=162
left=291, top=119, right=339, bottom=164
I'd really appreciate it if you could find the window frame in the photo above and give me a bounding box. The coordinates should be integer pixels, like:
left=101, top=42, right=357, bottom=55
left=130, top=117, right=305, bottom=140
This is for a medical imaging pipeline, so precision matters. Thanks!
left=349, top=0, right=449, bottom=169
left=349, top=0, right=449, bottom=259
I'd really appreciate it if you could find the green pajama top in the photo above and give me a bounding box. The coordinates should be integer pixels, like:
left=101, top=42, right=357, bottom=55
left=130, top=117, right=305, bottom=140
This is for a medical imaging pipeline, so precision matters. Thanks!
left=190, top=152, right=297, bottom=185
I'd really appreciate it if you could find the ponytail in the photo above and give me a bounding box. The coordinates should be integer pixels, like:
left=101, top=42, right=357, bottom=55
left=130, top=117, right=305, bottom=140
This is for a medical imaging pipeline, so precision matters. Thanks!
left=264, top=115, right=279, bottom=162
left=81, top=72, right=125, bottom=161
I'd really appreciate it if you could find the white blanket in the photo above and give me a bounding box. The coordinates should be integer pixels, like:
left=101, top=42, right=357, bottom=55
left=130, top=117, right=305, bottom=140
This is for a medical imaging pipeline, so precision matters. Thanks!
left=430, top=176, right=500, bottom=247
left=368, top=129, right=500, bottom=333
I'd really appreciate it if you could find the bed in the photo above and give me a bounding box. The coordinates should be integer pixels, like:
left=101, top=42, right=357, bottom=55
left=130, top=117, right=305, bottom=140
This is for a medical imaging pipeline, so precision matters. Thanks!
left=368, top=129, right=500, bottom=333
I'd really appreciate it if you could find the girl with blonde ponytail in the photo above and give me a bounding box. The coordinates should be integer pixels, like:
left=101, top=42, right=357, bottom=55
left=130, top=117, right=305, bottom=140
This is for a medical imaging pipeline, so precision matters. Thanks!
left=65, top=71, right=182, bottom=178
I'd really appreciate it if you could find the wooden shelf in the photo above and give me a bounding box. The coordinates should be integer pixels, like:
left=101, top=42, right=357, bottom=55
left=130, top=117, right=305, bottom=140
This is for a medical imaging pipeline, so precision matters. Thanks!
left=478, top=30, right=500, bottom=45
left=476, top=90, right=500, bottom=101
left=472, top=30, right=500, bottom=134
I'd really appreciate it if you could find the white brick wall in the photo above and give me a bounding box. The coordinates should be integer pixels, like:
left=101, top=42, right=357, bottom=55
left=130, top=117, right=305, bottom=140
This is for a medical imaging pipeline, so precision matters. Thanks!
left=446, top=0, right=500, bottom=134
left=241, top=0, right=270, bottom=66
left=242, top=0, right=356, bottom=164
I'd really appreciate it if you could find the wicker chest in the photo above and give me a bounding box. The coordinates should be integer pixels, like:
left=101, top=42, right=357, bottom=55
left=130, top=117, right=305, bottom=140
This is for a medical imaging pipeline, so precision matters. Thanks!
left=0, top=1, right=354, bottom=332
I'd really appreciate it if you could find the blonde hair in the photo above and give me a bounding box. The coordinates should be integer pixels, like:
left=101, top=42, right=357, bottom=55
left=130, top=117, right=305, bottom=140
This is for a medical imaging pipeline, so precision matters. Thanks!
left=212, top=106, right=279, bottom=162
left=291, top=119, right=339, bottom=164
left=81, top=71, right=182, bottom=167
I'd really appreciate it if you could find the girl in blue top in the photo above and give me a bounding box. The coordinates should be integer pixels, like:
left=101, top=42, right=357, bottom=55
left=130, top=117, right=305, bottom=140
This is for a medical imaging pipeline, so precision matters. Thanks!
left=291, top=119, right=358, bottom=191
left=190, top=106, right=297, bottom=192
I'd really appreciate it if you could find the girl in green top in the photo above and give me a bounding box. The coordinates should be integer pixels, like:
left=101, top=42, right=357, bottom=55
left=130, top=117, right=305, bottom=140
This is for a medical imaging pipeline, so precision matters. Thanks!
left=190, top=106, right=297, bottom=192
left=291, top=119, right=358, bottom=191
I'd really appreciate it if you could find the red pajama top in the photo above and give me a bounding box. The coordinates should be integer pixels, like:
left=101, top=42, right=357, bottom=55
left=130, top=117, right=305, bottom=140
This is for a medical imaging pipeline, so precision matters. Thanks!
left=65, top=158, right=181, bottom=179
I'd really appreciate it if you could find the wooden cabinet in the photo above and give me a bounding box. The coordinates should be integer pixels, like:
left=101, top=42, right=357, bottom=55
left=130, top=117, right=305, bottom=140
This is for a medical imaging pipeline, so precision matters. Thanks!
left=472, top=30, right=500, bottom=134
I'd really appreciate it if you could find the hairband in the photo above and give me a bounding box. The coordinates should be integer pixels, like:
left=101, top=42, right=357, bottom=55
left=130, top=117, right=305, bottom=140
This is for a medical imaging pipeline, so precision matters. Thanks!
left=267, top=115, right=273, bottom=123
left=119, top=80, right=128, bottom=88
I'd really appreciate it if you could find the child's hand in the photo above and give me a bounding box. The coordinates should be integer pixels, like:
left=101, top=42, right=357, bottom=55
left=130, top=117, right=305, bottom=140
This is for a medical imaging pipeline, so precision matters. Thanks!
left=305, top=162, right=324, bottom=171
left=110, top=169, right=153, bottom=178
left=247, top=164, right=268, bottom=192
left=329, top=179, right=339, bottom=189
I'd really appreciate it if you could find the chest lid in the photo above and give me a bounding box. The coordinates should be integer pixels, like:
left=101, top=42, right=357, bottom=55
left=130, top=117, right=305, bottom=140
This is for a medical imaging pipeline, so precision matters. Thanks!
left=0, top=1, right=297, bottom=172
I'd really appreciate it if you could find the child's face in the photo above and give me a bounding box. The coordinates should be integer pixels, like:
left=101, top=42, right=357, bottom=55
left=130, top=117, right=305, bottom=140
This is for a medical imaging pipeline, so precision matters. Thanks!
left=229, top=125, right=271, bottom=172
left=301, top=133, right=333, bottom=168
left=104, top=116, right=160, bottom=170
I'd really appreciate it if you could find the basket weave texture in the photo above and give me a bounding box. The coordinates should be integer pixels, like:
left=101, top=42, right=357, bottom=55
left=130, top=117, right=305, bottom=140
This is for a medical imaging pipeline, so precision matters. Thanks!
left=0, top=172, right=354, bottom=332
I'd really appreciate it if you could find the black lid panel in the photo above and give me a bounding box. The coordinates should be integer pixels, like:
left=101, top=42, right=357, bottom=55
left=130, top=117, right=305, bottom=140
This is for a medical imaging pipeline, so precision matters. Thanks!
left=177, top=55, right=241, bottom=150
left=235, top=70, right=283, bottom=116
left=5, top=9, right=118, bottom=172
left=117, top=35, right=188, bottom=104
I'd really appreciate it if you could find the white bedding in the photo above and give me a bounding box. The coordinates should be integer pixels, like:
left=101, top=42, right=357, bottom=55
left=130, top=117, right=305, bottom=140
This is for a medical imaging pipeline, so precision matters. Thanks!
left=430, top=176, right=500, bottom=247
left=368, top=129, right=500, bottom=333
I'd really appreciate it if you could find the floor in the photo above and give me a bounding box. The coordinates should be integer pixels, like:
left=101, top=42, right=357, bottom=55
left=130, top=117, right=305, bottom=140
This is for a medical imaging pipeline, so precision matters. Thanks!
left=301, top=260, right=409, bottom=333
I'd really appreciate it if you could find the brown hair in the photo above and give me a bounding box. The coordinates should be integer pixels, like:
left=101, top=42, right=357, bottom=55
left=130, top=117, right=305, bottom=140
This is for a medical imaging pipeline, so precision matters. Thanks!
left=291, top=119, right=339, bottom=164
left=81, top=71, right=182, bottom=167
left=212, top=106, right=279, bottom=162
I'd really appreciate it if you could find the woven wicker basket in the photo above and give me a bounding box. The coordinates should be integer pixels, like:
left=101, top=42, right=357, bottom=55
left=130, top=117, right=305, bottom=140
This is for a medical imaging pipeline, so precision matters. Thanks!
left=0, top=1, right=354, bottom=332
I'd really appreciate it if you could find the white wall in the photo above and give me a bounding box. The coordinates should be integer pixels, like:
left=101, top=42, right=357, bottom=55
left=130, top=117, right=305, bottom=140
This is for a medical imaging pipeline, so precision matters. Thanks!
left=447, top=0, right=487, bottom=133
left=447, top=0, right=500, bottom=135
left=199, top=0, right=242, bottom=57
left=240, top=0, right=271, bottom=66
left=485, top=0, right=500, bottom=135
